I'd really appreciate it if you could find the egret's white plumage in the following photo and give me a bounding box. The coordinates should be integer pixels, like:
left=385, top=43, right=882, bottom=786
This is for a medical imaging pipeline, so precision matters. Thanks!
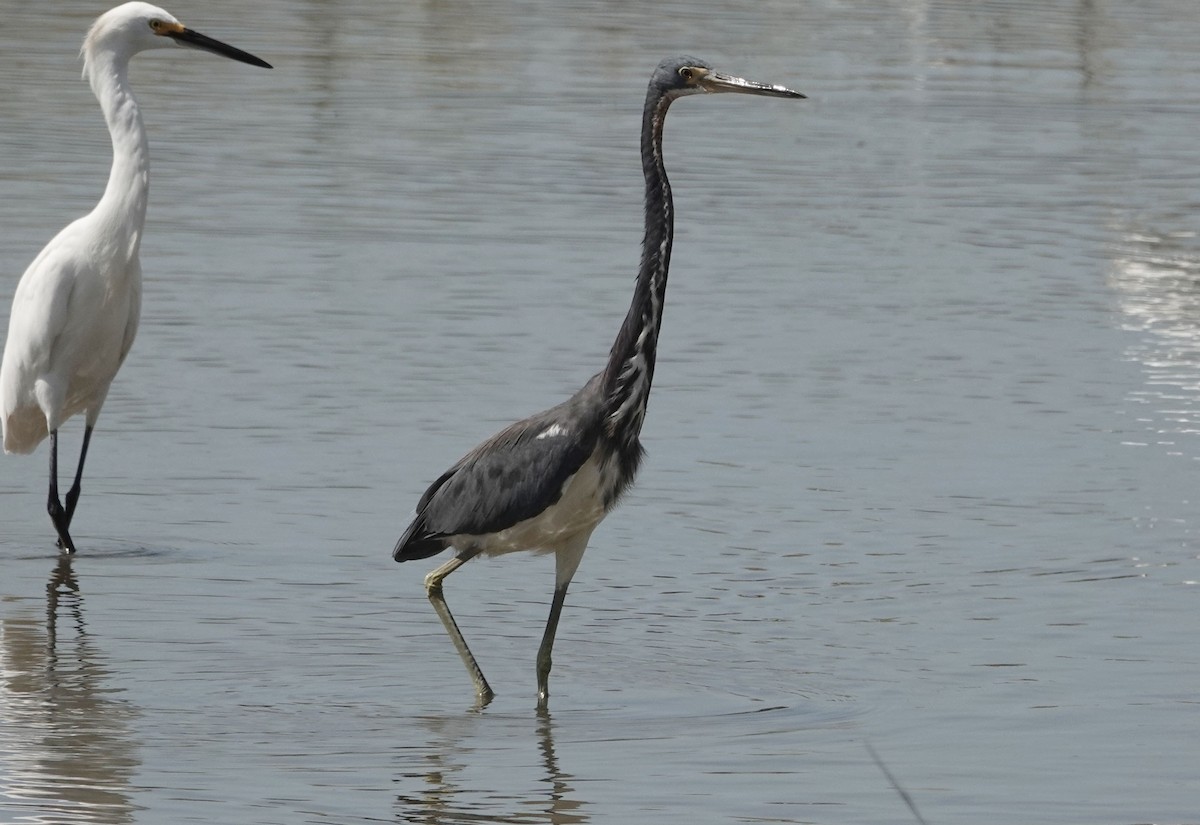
left=0, top=2, right=270, bottom=553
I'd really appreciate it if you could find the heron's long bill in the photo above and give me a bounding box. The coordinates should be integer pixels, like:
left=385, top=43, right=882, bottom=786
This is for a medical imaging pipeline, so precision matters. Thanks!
left=699, top=71, right=805, bottom=99
left=168, top=28, right=272, bottom=69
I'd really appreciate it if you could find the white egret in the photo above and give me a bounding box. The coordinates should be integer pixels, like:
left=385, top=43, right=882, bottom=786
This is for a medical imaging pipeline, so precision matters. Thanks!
left=0, top=3, right=271, bottom=554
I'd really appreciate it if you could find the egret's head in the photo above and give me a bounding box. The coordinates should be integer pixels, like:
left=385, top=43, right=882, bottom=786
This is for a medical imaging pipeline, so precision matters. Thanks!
left=82, top=2, right=270, bottom=74
left=83, top=3, right=183, bottom=59
left=648, top=56, right=805, bottom=102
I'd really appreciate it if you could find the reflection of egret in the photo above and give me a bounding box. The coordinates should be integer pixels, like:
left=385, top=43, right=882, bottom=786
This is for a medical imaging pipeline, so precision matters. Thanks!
left=1109, top=226, right=1200, bottom=455
left=0, top=559, right=139, bottom=822
left=46, top=554, right=82, bottom=649
left=393, top=57, right=803, bottom=707
left=393, top=711, right=586, bottom=824
left=0, top=3, right=271, bottom=554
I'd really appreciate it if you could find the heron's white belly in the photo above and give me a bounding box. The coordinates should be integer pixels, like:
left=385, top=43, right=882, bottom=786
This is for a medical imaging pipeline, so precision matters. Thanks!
left=459, top=450, right=621, bottom=557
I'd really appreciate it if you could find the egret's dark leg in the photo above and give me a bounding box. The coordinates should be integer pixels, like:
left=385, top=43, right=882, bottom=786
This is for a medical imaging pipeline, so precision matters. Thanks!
left=536, top=582, right=570, bottom=708
left=61, top=425, right=94, bottom=530
left=425, top=549, right=494, bottom=705
left=46, top=430, right=77, bottom=554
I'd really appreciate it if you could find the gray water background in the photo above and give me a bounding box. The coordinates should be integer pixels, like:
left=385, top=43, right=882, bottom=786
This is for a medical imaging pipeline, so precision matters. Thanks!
left=1, top=0, right=1198, bottom=822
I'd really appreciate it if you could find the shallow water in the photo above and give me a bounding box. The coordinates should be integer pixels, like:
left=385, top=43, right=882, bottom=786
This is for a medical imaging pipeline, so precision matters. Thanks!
left=2, top=1, right=1199, bottom=822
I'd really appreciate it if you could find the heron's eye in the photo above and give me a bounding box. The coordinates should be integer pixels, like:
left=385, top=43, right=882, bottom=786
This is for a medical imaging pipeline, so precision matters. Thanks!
left=148, top=19, right=163, bottom=32
left=678, top=67, right=694, bottom=81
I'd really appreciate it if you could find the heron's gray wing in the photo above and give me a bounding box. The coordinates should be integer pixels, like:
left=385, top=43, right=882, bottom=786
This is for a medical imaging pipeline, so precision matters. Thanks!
left=393, top=388, right=606, bottom=563
left=424, top=411, right=599, bottom=538
left=393, top=375, right=608, bottom=563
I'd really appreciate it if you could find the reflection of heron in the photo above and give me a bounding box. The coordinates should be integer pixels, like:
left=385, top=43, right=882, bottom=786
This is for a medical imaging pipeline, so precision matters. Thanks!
left=535, top=710, right=586, bottom=825
left=866, top=742, right=929, bottom=825
left=393, top=57, right=804, bottom=707
left=394, top=711, right=586, bottom=824
left=0, top=559, right=139, bottom=822
left=0, top=3, right=271, bottom=554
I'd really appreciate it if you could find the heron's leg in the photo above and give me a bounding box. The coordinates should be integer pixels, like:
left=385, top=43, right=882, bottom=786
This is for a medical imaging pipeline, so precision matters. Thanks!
left=536, top=582, right=570, bottom=708
left=46, top=430, right=77, bottom=554
left=536, top=532, right=591, bottom=707
left=425, top=549, right=494, bottom=704
left=61, top=425, right=94, bottom=529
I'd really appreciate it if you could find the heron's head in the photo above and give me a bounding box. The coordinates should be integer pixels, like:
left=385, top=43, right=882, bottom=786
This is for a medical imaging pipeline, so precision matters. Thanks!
left=649, top=56, right=805, bottom=101
left=82, top=2, right=270, bottom=69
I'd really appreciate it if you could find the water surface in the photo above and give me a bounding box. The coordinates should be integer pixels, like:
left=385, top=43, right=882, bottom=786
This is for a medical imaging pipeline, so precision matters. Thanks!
left=2, top=1, right=1198, bottom=822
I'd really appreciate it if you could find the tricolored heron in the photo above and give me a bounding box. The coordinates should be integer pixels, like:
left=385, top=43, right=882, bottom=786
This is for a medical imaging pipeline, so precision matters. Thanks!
left=393, top=56, right=804, bottom=707
left=0, top=3, right=270, bottom=553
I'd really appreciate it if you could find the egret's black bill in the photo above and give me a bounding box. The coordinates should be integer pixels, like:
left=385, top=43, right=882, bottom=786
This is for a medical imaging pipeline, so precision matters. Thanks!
left=700, top=71, right=804, bottom=99
left=169, top=28, right=272, bottom=69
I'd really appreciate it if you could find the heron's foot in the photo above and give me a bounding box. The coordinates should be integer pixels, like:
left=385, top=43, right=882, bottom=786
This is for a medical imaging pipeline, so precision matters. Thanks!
left=536, top=652, right=552, bottom=707
left=475, top=684, right=496, bottom=710
left=469, top=665, right=495, bottom=705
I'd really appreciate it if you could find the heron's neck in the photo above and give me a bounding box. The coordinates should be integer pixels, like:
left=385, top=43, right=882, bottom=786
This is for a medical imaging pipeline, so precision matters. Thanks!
left=86, top=51, right=150, bottom=260
left=601, top=91, right=674, bottom=445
